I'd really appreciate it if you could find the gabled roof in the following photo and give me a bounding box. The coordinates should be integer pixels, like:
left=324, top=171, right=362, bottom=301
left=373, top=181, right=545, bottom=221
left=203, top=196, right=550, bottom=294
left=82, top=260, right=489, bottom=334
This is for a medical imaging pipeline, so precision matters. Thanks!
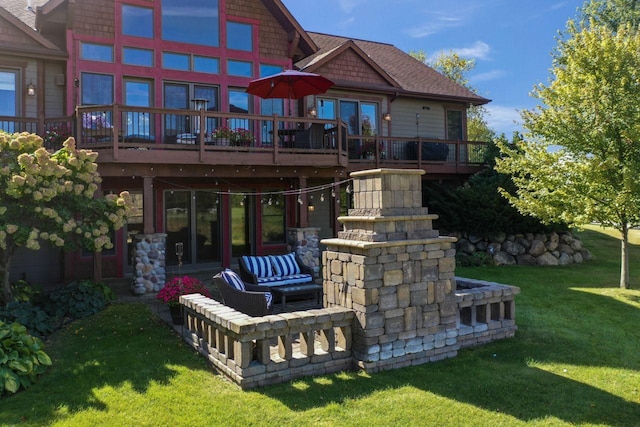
left=260, top=0, right=317, bottom=59
left=297, top=32, right=490, bottom=106
left=0, top=0, right=65, bottom=56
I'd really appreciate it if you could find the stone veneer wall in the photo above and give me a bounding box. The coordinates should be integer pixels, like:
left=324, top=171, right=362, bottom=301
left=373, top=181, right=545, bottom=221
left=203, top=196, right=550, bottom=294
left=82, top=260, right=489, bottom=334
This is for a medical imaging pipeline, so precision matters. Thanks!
left=288, top=227, right=321, bottom=277
left=131, top=233, right=167, bottom=295
left=322, top=169, right=461, bottom=373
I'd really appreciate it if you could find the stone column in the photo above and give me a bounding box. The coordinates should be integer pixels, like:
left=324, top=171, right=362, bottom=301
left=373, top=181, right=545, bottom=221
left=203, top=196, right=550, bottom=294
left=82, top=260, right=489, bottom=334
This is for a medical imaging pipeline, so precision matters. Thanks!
left=322, top=168, right=459, bottom=373
left=132, top=233, right=167, bottom=295
left=287, top=227, right=321, bottom=277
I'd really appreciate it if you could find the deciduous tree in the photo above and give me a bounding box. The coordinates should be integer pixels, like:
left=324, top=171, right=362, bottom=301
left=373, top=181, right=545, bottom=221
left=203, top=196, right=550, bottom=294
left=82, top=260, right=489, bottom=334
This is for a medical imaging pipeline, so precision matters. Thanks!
left=496, top=21, right=640, bottom=288
left=0, top=132, right=133, bottom=302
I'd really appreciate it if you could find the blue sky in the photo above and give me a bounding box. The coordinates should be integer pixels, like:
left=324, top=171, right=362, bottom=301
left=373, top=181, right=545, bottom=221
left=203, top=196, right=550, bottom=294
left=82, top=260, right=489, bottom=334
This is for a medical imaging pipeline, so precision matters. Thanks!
left=281, top=0, right=586, bottom=137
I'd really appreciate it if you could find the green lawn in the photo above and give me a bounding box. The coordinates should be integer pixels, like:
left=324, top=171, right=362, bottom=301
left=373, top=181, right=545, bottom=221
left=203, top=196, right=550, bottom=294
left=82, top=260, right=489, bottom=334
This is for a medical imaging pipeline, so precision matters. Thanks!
left=1, top=226, right=639, bottom=426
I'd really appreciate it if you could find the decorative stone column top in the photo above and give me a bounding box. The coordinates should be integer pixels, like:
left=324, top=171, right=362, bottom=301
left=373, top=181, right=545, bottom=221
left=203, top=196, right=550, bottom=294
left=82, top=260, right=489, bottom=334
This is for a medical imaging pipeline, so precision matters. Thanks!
left=350, top=168, right=424, bottom=214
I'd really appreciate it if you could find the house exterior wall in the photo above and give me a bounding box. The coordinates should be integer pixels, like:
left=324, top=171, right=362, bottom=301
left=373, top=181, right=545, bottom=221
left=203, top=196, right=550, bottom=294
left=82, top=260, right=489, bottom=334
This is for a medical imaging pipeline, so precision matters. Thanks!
left=43, top=61, right=65, bottom=117
left=72, top=0, right=116, bottom=38
left=313, top=49, right=391, bottom=87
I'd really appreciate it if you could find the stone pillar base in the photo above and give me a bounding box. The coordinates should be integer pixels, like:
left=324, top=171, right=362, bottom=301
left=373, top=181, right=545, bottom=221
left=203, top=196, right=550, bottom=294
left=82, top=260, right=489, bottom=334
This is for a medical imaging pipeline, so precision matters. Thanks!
left=132, top=233, right=167, bottom=295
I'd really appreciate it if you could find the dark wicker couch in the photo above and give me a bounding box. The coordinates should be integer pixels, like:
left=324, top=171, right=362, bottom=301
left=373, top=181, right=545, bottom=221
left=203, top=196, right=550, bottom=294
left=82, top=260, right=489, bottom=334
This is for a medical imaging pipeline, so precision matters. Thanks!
left=214, top=276, right=273, bottom=317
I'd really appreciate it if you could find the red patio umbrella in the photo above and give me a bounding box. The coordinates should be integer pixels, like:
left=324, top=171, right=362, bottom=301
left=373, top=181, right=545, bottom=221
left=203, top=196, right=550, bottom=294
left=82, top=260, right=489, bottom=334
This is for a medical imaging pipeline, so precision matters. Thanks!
left=246, top=69, right=335, bottom=100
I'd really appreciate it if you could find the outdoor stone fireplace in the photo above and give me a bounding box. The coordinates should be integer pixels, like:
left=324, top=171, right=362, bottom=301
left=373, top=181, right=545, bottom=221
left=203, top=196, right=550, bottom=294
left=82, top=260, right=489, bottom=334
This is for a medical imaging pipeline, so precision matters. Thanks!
left=321, top=168, right=520, bottom=373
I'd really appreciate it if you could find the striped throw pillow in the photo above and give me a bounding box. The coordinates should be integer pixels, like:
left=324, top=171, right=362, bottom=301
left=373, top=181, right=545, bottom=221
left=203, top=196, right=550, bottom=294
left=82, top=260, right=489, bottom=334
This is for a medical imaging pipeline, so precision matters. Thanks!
left=242, top=256, right=274, bottom=277
left=221, top=269, right=245, bottom=291
left=269, top=253, right=301, bottom=277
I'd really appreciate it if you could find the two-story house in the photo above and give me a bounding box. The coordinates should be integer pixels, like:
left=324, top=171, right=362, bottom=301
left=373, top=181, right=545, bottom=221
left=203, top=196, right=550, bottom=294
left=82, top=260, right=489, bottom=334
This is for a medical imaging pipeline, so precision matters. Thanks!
left=0, top=0, right=489, bottom=285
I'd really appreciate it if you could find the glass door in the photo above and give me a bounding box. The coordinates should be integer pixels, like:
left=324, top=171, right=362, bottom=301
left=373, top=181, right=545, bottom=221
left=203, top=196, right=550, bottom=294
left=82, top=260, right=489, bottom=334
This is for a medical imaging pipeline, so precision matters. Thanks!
left=124, top=79, right=153, bottom=140
left=231, top=194, right=251, bottom=258
left=164, top=83, right=189, bottom=141
left=0, top=70, right=18, bottom=132
left=165, top=191, right=191, bottom=266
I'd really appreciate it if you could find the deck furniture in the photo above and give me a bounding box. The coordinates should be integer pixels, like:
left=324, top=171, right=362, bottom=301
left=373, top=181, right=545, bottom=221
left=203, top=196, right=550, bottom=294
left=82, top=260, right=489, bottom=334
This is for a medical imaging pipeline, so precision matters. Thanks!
left=214, top=269, right=273, bottom=317
left=238, top=252, right=314, bottom=289
left=270, top=283, right=323, bottom=311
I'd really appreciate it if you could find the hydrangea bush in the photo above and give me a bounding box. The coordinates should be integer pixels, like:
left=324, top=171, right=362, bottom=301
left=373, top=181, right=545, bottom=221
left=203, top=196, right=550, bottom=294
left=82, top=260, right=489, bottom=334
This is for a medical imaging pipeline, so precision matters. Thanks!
left=0, top=132, right=134, bottom=303
left=156, top=276, right=211, bottom=307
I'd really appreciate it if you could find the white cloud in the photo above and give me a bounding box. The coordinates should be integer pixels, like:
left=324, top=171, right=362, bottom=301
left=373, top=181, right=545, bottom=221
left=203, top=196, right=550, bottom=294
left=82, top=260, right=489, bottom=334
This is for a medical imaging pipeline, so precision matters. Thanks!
left=337, top=0, right=367, bottom=13
left=470, top=69, right=505, bottom=83
left=451, top=41, right=491, bottom=61
left=485, top=105, right=523, bottom=136
left=406, top=13, right=465, bottom=38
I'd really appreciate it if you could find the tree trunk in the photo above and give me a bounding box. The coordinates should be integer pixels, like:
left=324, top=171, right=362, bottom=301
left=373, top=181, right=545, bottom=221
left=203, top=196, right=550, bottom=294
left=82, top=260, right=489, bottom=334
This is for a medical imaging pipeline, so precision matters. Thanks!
left=0, top=248, right=13, bottom=303
left=620, top=225, right=630, bottom=289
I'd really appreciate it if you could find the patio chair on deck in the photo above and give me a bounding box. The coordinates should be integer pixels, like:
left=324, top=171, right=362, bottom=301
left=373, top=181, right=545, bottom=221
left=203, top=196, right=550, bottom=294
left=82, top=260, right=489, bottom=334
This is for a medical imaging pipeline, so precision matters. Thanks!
left=214, top=269, right=273, bottom=317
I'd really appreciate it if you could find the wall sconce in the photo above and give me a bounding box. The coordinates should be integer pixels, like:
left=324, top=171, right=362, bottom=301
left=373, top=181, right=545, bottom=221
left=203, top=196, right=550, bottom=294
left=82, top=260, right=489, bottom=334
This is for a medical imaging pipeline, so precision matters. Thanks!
left=27, top=81, right=36, bottom=96
left=422, top=106, right=431, bottom=110
left=383, top=112, right=391, bottom=121
left=307, top=106, right=317, bottom=117
left=308, top=198, right=315, bottom=212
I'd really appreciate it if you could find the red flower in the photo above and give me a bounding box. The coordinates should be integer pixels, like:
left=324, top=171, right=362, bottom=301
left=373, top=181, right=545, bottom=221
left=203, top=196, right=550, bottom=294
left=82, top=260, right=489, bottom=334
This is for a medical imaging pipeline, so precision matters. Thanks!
left=156, top=276, right=210, bottom=306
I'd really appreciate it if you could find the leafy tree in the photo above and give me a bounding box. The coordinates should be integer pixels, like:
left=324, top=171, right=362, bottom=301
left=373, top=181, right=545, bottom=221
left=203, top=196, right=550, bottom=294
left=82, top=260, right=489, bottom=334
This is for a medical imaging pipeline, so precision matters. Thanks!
left=0, top=132, right=133, bottom=302
left=579, top=0, right=640, bottom=30
left=496, top=21, right=640, bottom=288
left=410, top=50, right=494, bottom=142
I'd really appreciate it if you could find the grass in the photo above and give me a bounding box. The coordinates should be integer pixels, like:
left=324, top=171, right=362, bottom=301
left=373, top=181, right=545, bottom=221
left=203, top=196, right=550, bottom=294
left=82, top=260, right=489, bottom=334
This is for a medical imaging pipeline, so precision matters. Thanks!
left=1, top=226, right=640, bottom=426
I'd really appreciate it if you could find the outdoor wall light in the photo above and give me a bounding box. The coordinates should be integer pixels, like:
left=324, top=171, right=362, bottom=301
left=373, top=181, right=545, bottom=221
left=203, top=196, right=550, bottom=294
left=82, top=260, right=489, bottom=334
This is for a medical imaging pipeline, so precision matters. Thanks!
left=27, top=81, right=36, bottom=96
left=307, top=199, right=315, bottom=212
left=383, top=112, right=391, bottom=121
left=307, top=106, right=317, bottom=117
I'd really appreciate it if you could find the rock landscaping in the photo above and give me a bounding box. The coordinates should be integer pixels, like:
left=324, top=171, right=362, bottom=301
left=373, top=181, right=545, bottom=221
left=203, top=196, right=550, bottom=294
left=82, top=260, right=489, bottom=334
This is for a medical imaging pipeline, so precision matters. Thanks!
left=452, top=231, right=592, bottom=266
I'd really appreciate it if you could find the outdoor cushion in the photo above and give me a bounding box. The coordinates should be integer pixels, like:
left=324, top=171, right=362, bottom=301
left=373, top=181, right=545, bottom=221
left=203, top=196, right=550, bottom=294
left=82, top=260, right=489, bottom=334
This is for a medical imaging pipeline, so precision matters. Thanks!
left=221, top=269, right=245, bottom=291
left=242, top=255, right=274, bottom=277
left=264, top=292, right=273, bottom=309
left=269, top=253, right=301, bottom=277
left=256, top=273, right=313, bottom=287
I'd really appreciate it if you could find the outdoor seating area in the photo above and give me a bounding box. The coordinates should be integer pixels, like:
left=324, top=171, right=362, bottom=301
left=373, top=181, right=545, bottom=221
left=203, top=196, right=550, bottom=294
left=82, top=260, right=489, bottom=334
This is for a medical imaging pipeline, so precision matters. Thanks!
left=238, top=253, right=315, bottom=288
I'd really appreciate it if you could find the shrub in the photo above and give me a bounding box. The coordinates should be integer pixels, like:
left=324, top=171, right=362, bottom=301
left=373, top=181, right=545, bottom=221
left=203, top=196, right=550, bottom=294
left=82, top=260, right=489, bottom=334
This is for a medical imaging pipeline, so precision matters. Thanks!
left=0, top=280, right=40, bottom=306
left=0, top=302, right=54, bottom=338
left=0, top=320, right=51, bottom=396
left=156, top=276, right=210, bottom=307
left=39, top=280, right=115, bottom=320
left=456, top=251, right=494, bottom=267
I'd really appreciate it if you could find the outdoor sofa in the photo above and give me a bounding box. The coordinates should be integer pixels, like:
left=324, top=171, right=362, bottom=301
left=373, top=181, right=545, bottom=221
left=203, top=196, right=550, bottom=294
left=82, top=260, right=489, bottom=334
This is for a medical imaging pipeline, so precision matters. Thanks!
left=238, top=253, right=314, bottom=289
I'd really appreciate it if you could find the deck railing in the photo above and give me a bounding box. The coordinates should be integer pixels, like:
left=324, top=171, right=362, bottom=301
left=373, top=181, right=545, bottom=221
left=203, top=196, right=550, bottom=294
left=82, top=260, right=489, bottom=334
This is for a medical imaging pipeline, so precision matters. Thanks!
left=179, top=293, right=355, bottom=389
left=1, top=106, right=488, bottom=171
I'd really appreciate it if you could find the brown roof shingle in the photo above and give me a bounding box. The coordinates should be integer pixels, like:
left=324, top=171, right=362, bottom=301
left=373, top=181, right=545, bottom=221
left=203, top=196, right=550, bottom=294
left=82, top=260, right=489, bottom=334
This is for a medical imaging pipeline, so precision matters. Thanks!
left=297, top=32, right=490, bottom=105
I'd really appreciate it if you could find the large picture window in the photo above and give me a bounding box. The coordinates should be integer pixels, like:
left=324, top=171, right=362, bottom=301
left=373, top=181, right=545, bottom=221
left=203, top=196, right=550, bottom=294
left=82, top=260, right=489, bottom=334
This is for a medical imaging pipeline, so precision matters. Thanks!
left=161, top=0, right=219, bottom=47
left=122, top=5, right=153, bottom=38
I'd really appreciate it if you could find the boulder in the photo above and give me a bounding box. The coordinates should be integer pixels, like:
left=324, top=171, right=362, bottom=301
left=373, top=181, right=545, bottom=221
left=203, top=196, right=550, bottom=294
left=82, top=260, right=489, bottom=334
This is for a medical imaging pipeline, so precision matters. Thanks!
left=529, top=239, right=547, bottom=256
left=537, top=252, right=559, bottom=266
left=558, top=252, right=573, bottom=265
left=517, top=254, right=537, bottom=265
left=457, top=238, right=476, bottom=254
left=503, top=240, right=526, bottom=256
left=580, top=248, right=592, bottom=261
left=573, top=252, right=584, bottom=264
left=546, top=232, right=559, bottom=251
left=489, top=232, right=507, bottom=243
left=494, top=251, right=516, bottom=265
left=557, top=243, right=575, bottom=255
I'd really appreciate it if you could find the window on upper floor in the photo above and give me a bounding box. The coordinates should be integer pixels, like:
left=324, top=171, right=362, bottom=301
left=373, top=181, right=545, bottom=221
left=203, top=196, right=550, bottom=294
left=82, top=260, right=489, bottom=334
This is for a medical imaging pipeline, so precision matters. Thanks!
left=227, top=21, right=252, bottom=52
left=194, top=56, right=220, bottom=74
left=446, top=109, right=464, bottom=140
left=163, top=52, right=190, bottom=70
left=260, top=64, right=283, bottom=77
left=81, top=73, right=113, bottom=105
left=161, top=0, right=219, bottom=47
left=122, top=5, right=153, bottom=38
left=228, top=60, right=252, bottom=77
left=123, top=47, right=154, bottom=67
left=80, top=43, right=113, bottom=62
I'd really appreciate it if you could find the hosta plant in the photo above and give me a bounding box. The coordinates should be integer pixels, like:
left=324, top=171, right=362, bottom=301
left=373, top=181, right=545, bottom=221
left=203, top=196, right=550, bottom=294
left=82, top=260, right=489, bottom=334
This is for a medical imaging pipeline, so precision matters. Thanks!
left=0, top=320, right=51, bottom=396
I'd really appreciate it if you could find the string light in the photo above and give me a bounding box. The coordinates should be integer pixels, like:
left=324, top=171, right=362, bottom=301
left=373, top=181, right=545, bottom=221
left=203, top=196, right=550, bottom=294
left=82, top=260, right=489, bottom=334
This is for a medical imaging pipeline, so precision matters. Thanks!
left=320, top=193, right=325, bottom=202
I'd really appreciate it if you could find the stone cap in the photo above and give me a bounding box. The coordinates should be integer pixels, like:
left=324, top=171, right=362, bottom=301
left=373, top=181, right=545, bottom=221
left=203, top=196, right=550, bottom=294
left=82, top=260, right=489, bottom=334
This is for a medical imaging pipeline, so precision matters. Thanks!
left=321, top=236, right=457, bottom=249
